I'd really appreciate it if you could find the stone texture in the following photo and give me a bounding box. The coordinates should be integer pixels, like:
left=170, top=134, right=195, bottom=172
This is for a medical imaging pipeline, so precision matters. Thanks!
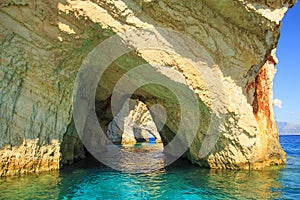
left=107, top=99, right=162, bottom=144
left=0, top=139, right=60, bottom=176
left=0, top=0, right=294, bottom=176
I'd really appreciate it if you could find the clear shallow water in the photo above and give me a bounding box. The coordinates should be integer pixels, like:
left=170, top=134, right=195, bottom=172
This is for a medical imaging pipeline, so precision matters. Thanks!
left=0, top=136, right=299, bottom=200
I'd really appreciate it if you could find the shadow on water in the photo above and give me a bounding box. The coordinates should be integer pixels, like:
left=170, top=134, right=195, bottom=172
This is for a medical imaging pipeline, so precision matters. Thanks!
left=0, top=136, right=299, bottom=199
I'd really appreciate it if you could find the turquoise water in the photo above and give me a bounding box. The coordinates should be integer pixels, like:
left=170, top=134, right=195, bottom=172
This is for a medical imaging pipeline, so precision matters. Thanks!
left=0, top=135, right=299, bottom=199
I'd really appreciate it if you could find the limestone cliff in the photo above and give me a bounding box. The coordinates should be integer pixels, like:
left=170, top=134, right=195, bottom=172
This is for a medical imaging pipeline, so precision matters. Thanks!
left=0, top=0, right=294, bottom=176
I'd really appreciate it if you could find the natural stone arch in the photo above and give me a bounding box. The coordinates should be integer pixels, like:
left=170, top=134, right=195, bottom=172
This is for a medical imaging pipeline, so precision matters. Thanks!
left=0, top=0, right=293, bottom=176
left=106, top=98, right=163, bottom=144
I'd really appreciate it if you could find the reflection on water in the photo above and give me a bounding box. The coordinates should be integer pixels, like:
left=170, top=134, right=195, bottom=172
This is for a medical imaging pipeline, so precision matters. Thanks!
left=0, top=136, right=299, bottom=199
left=0, top=172, right=61, bottom=199
left=98, top=143, right=165, bottom=173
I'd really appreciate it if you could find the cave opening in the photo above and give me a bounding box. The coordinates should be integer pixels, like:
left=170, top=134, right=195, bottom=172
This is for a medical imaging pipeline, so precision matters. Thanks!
left=69, top=50, right=208, bottom=172
left=92, top=94, right=178, bottom=172
left=91, top=51, right=181, bottom=153
left=96, top=95, right=168, bottom=145
left=105, top=97, right=164, bottom=145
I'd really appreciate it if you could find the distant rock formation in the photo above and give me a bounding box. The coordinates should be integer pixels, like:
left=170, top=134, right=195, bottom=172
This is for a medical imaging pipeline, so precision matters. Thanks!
left=107, top=99, right=162, bottom=144
left=277, top=122, right=300, bottom=135
left=0, top=0, right=295, bottom=176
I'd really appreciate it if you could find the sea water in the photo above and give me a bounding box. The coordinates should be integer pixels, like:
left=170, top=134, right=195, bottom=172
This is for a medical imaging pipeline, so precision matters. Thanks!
left=0, top=135, right=299, bottom=199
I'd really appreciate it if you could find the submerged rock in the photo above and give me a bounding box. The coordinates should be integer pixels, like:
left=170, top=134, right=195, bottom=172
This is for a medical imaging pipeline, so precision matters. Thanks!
left=0, top=0, right=294, bottom=176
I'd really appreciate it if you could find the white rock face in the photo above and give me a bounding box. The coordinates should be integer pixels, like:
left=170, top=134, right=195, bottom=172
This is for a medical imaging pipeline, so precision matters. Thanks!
left=107, top=99, right=162, bottom=144
left=0, top=0, right=294, bottom=176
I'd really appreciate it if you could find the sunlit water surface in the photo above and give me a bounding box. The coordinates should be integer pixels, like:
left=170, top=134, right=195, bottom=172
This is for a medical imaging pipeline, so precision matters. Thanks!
left=0, top=136, right=299, bottom=199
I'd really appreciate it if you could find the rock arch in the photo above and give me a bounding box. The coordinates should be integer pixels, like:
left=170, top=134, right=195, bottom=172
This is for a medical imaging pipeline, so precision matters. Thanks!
left=0, top=0, right=294, bottom=176
left=106, top=99, right=162, bottom=144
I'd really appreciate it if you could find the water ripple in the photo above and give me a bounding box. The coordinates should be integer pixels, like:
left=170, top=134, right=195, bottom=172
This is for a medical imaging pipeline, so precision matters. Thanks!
left=0, top=137, right=299, bottom=199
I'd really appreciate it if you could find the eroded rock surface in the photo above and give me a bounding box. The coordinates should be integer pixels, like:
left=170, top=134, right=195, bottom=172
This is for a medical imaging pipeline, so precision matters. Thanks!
left=0, top=0, right=294, bottom=176
left=107, top=99, right=162, bottom=144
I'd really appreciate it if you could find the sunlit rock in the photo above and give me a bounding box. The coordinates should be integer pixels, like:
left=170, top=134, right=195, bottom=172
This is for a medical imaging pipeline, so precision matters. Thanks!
left=0, top=0, right=294, bottom=176
left=107, top=99, right=162, bottom=144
